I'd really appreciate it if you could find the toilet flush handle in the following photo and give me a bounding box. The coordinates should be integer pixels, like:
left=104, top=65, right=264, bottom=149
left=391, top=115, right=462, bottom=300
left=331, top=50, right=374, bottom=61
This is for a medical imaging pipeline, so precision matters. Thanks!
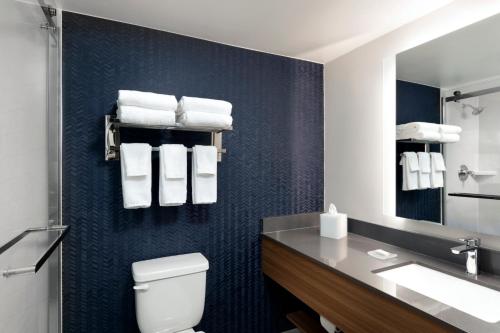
left=133, top=284, right=149, bottom=291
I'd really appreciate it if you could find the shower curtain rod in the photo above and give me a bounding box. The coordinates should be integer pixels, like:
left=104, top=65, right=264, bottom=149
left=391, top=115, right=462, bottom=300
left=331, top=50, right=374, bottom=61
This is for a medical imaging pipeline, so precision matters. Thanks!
left=445, top=85, right=500, bottom=102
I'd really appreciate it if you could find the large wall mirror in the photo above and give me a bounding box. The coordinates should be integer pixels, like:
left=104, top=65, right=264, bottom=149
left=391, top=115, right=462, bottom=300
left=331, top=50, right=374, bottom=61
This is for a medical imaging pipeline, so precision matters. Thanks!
left=395, top=13, right=500, bottom=237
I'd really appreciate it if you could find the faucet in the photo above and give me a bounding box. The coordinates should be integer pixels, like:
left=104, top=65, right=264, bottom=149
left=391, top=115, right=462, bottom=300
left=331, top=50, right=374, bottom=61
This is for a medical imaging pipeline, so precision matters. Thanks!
left=451, top=238, right=480, bottom=276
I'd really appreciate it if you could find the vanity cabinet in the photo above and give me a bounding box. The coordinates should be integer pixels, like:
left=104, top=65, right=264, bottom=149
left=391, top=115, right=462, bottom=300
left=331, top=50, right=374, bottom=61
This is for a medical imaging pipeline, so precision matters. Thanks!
left=262, top=237, right=461, bottom=333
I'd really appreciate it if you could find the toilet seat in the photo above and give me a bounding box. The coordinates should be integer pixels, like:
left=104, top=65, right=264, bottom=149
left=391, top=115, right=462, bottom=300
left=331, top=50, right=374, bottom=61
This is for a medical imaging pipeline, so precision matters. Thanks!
left=176, top=330, right=204, bottom=333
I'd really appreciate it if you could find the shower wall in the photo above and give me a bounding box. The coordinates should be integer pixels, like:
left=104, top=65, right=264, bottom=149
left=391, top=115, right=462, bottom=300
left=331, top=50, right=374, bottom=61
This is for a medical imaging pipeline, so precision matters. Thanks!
left=0, top=1, right=50, bottom=332
left=444, top=77, right=500, bottom=236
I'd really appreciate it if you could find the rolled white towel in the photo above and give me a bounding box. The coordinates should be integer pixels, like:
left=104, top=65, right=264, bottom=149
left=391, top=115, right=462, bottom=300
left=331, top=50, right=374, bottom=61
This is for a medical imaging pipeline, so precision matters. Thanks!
left=118, top=90, right=177, bottom=111
left=117, top=106, right=176, bottom=126
left=177, top=96, right=232, bottom=116
left=439, top=124, right=462, bottom=134
left=178, top=112, right=233, bottom=129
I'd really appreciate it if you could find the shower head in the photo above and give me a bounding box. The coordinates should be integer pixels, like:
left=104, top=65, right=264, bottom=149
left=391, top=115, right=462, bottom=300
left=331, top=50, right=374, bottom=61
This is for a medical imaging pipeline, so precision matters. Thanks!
left=457, top=102, right=485, bottom=115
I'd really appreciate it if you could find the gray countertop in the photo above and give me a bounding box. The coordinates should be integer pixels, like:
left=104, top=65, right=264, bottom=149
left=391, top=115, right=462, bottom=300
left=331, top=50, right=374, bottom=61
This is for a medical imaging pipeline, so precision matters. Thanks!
left=263, top=227, right=500, bottom=333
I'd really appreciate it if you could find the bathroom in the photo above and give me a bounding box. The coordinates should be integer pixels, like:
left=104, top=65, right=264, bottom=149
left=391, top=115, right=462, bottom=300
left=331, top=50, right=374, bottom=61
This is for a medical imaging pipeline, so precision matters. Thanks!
left=2, top=0, right=500, bottom=332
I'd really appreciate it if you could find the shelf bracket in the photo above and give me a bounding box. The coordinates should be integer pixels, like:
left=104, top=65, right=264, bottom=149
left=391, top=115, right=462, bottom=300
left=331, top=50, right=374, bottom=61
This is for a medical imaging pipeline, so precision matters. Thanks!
left=105, top=115, right=121, bottom=161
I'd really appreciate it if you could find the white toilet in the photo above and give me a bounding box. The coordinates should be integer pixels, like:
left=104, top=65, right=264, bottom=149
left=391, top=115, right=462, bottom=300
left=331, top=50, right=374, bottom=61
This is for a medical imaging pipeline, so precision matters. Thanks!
left=132, top=253, right=209, bottom=333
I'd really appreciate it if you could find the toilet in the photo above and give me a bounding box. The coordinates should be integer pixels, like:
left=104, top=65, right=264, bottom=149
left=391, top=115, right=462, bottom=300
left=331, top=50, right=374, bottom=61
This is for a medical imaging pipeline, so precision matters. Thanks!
left=132, top=253, right=209, bottom=333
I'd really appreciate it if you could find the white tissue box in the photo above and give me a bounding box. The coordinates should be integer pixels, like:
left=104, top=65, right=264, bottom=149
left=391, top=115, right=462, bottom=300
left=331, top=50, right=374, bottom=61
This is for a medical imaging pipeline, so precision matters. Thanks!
left=320, top=212, right=347, bottom=239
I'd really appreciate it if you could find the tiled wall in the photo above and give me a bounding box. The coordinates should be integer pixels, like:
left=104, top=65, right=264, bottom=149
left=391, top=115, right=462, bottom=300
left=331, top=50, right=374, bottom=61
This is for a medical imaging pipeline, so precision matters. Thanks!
left=396, top=80, right=441, bottom=222
left=444, top=78, right=500, bottom=235
left=62, top=12, right=324, bottom=333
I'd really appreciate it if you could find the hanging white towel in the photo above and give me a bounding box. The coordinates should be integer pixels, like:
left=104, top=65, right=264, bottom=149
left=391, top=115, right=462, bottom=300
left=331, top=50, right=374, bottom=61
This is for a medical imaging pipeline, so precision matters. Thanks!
left=178, top=112, right=233, bottom=129
left=120, top=143, right=152, bottom=209
left=192, top=145, right=218, bottom=204
left=159, top=144, right=187, bottom=206
left=417, top=152, right=431, bottom=189
left=118, top=90, right=178, bottom=111
left=400, top=152, right=419, bottom=191
left=430, top=152, right=446, bottom=188
left=177, top=96, right=232, bottom=115
left=117, top=106, right=176, bottom=126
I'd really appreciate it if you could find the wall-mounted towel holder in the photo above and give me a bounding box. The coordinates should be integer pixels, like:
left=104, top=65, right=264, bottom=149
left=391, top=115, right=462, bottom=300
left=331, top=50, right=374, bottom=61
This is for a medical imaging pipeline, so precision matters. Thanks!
left=397, top=139, right=443, bottom=154
left=105, top=115, right=230, bottom=162
left=0, top=225, right=69, bottom=277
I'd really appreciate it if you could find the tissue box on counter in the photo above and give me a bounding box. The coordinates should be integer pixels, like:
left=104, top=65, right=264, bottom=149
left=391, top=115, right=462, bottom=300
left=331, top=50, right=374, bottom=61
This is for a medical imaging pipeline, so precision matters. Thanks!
left=320, top=203, right=347, bottom=239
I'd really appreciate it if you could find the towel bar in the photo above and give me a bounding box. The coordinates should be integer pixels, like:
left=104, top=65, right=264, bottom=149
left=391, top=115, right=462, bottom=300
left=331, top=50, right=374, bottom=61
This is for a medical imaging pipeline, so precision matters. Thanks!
left=105, top=115, right=230, bottom=162
left=150, top=146, right=227, bottom=153
left=0, top=225, right=69, bottom=278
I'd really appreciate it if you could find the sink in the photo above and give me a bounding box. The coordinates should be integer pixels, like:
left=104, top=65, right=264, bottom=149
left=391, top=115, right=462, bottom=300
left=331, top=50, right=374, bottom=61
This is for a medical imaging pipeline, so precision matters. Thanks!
left=374, top=262, right=500, bottom=323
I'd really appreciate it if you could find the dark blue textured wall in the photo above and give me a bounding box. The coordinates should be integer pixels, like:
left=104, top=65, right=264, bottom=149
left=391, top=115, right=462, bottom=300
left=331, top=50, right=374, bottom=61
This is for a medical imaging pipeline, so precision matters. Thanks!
left=62, top=12, right=324, bottom=333
left=396, top=80, right=441, bottom=223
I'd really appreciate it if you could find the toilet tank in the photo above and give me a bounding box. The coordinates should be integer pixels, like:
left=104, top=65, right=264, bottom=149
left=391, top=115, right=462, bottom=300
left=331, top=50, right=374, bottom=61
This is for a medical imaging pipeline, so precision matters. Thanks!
left=132, top=253, right=209, bottom=333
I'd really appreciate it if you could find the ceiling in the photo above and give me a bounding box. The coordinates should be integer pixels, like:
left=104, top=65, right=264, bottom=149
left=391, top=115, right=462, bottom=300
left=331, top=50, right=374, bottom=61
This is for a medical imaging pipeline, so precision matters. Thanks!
left=56, top=0, right=454, bottom=63
left=397, top=13, right=500, bottom=88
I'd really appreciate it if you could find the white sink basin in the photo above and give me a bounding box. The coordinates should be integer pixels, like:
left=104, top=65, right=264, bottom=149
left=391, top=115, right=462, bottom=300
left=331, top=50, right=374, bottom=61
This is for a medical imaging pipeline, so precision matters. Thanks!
left=375, top=263, right=500, bottom=323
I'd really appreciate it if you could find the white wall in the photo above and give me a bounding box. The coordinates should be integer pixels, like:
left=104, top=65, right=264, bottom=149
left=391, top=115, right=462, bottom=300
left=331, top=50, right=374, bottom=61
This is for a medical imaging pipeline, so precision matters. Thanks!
left=324, top=0, right=500, bottom=224
left=443, top=94, right=479, bottom=231
left=0, top=1, right=51, bottom=332
left=443, top=77, right=500, bottom=235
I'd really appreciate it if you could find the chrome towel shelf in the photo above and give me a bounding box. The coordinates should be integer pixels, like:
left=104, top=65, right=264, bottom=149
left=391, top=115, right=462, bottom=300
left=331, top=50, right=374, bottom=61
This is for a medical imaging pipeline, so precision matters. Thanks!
left=0, top=225, right=69, bottom=278
left=105, top=115, right=231, bottom=162
left=396, top=139, right=443, bottom=154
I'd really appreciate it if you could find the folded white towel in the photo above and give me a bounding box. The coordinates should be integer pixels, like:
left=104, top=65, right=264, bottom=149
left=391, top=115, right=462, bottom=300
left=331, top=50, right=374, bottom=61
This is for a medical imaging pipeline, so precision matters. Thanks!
left=117, top=106, right=176, bottom=126
left=159, top=144, right=187, bottom=206
left=400, top=152, right=419, bottom=191
left=396, top=128, right=442, bottom=141
left=439, top=133, right=460, bottom=143
left=120, top=143, right=152, bottom=209
left=417, top=152, right=431, bottom=189
left=430, top=152, right=446, bottom=188
left=439, top=124, right=462, bottom=134
left=178, top=112, right=233, bottom=129
left=177, top=96, right=232, bottom=115
left=192, top=145, right=217, bottom=204
left=118, top=90, right=178, bottom=111
left=397, top=122, right=441, bottom=132
left=396, top=122, right=462, bottom=142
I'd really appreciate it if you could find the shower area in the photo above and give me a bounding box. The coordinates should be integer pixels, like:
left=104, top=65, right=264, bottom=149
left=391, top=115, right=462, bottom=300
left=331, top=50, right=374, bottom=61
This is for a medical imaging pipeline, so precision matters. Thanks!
left=443, top=82, right=500, bottom=236
left=0, top=1, right=63, bottom=332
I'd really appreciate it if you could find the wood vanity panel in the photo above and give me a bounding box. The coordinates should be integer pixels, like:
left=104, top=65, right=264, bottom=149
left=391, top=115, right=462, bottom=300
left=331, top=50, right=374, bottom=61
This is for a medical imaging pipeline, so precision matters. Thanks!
left=262, top=237, right=461, bottom=333
left=286, top=311, right=328, bottom=333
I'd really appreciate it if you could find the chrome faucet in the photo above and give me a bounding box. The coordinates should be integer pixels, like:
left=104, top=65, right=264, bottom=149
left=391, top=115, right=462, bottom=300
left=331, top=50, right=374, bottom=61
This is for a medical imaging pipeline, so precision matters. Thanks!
left=451, top=238, right=480, bottom=276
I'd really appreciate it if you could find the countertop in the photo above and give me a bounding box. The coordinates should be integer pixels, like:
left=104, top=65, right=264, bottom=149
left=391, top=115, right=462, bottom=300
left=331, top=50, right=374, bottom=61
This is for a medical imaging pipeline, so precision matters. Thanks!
left=263, top=227, right=500, bottom=333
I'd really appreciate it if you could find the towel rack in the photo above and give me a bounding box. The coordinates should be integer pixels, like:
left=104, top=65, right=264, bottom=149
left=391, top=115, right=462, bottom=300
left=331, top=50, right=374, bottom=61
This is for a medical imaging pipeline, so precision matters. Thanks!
left=397, top=139, right=444, bottom=154
left=105, top=115, right=231, bottom=162
left=0, top=225, right=69, bottom=278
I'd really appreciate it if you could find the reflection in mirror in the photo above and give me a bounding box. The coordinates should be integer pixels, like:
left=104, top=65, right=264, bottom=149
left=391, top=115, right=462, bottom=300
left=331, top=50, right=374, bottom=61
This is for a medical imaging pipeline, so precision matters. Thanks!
left=395, top=13, right=500, bottom=236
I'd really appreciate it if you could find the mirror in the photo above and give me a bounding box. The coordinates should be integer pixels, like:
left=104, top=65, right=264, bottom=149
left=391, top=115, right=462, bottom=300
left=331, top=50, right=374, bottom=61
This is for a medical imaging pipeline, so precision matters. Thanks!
left=395, top=13, right=500, bottom=237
